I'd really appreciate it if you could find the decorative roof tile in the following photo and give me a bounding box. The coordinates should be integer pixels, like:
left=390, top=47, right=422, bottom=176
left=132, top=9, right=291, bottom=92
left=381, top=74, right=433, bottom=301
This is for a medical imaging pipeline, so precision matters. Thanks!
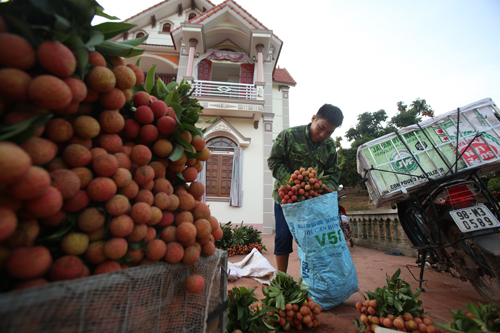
left=174, top=0, right=281, bottom=41
left=124, top=0, right=216, bottom=22
left=273, top=67, right=296, bottom=86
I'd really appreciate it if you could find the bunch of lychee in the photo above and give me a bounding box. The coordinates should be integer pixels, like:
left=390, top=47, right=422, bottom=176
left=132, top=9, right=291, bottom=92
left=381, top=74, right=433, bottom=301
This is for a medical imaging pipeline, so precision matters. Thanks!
left=278, top=167, right=326, bottom=204
left=254, top=297, right=322, bottom=331
left=355, top=299, right=441, bottom=333
left=0, top=27, right=219, bottom=293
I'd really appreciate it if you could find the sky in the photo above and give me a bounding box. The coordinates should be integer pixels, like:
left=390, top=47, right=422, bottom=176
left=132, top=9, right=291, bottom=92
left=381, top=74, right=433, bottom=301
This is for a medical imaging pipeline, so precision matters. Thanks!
left=93, top=0, right=500, bottom=148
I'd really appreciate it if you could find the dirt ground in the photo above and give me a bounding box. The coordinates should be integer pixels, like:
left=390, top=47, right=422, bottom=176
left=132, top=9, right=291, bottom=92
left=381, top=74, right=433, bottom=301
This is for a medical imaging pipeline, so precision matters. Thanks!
left=338, top=184, right=393, bottom=211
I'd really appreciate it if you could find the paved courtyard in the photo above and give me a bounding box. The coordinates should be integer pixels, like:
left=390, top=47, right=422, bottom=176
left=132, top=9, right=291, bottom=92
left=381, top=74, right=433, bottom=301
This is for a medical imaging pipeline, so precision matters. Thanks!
left=227, top=234, right=485, bottom=332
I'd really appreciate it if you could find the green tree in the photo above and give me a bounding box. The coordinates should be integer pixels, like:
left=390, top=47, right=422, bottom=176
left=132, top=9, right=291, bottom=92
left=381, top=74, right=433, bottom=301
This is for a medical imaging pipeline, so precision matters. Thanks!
left=338, top=110, right=395, bottom=187
left=338, top=99, right=434, bottom=187
left=389, top=98, right=434, bottom=128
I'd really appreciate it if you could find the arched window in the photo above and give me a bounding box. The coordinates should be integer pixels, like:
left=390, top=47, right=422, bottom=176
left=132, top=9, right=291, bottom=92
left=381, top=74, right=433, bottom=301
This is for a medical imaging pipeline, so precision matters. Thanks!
left=206, top=137, right=237, bottom=151
left=162, top=23, right=171, bottom=32
left=188, top=13, right=197, bottom=20
left=205, top=137, right=237, bottom=197
left=136, top=32, right=145, bottom=39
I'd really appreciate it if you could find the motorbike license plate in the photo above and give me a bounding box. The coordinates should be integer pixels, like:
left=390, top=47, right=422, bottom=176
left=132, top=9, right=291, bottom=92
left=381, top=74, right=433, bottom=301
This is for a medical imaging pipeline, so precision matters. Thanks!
left=450, top=206, right=500, bottom=233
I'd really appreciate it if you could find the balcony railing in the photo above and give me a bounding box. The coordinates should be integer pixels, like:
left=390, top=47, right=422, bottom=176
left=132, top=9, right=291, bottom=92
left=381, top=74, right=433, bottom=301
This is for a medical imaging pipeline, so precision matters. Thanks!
left=192, top=80, right=257, bottom=100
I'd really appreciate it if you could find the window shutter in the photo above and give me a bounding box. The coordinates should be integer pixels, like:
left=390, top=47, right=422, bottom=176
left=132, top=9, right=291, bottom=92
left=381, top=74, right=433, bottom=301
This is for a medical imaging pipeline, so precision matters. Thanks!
left=230, top=147, right=243, bottom=206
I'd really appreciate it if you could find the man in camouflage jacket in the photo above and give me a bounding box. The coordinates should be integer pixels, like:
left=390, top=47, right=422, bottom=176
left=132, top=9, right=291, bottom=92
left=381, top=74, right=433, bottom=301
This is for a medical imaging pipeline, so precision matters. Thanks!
left=267, top=104, right=344, bottom=273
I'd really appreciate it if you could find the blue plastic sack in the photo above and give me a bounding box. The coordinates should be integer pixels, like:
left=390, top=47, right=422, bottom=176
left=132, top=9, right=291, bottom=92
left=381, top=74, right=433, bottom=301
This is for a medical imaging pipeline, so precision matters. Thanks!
left=281, top=191, right=359, bottom=310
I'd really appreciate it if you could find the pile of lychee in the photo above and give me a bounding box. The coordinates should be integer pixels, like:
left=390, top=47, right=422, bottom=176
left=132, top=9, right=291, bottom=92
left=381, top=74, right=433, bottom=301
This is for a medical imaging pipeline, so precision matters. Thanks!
left=0, top=27, right=220, bottom=294
left=254, top=297, right=322, bottom=331
left=225, top=243, right=265, bottom=257
left=355, top=299, right=441, bottom=333
left=278, top=167, right=327, bottom=204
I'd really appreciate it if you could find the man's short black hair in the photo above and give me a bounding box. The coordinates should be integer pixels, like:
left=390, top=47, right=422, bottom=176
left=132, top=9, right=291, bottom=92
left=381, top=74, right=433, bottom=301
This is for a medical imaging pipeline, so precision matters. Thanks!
left=316, top=104, right=344, bottom=127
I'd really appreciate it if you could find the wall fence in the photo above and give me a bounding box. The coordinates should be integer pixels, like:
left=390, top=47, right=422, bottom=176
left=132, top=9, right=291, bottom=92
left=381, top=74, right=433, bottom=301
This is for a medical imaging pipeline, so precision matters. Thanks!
left=347, top=209, right=417, bottom=257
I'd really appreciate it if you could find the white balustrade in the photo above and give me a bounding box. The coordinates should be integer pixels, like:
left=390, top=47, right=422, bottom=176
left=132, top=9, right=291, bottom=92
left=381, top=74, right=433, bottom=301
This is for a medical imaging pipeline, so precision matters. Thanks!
left=347, top=209, right=416, bottom=257
left=192, top=80, right=257, bottom=100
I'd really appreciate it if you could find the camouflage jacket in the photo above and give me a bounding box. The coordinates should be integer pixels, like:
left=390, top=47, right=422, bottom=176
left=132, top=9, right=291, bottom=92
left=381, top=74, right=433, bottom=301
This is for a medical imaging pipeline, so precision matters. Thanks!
left=267, top=124, right=341, bottom=204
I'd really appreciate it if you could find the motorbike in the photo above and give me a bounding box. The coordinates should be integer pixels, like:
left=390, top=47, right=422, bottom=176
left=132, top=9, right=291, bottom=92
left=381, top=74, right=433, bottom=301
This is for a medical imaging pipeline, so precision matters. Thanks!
left=338, top=186, right=354, bottom=247
left=394, top=166, right=500, bottom=306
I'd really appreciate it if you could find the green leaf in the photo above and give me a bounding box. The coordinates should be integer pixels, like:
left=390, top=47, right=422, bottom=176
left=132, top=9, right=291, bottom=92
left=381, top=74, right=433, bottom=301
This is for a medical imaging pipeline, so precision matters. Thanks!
left=277, top=293, right=285, bottom=311
left=121, top=47, right=146, bottom=59
left=166, top=81, right=179, bottom=91
left=157, top=78, right=168, bottom=95
left=35, top=220, right=74, bottom=244
left=413, top=288, right=422, bottom=299
left=95, top=40, right=144, bottom=58
left=168, top=143, right=185, bottom=162
left=129, top=239, right=148, bottom=251
left=66, top=35, right=89, bottom=79
left=169, top=101, right=183, bottom=121
left=145, top=65, right=157, bottom=93
left=1, top=12, right=38, bottom=45
left=262, top=320, right=275, bottom=330
left=135, top=57, right=142, bottom=66
left=465, top=302, right=480, bottom=319
left=66, top=0, right=96, bottom=25
left=204, top=115, right=220, bottom=125
left=54, top=14, right=72, bottom=32
left=118, top=34, right=148, bottom=46
left=132, top=84, right=146, bottom=94
left=95, top=41, right=132, bottom=57
left=392, top=268, right=402, bottom=281
left=237, top=306, right=243, bottom=320
left=116, top=254, right=133, bottom=265
left=394, top=300, right=403, bottom=312
left=93, top=21, right=136, bottom=40
left=0, top=113, right=54, bottom=144
left=94, top=5, right=120, bottom=20
left=150, top=84, right=159, bottom=99
left=85, top=29, right=105, bottom=47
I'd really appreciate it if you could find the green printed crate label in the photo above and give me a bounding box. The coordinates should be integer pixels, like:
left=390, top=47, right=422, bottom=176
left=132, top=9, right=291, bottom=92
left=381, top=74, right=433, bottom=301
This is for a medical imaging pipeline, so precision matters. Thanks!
left=358, top=99, right=500, bottom=204
left=362, top=131, right=458, bottom=192
left=363, top=129, right=499, bottom=193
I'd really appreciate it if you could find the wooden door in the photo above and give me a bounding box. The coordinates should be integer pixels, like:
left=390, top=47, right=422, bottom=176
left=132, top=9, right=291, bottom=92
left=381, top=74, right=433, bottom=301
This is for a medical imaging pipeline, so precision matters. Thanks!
left=197, top=59, right=212, bottom=96
left=198, top=59, right=212, bottom=80
left=219, top=155, right=233, bottom=197
left=240, top=64, right=254, bottom=83
left=240, top=64, right=254, bottom=99
left=205, top=154, right=219, bottom=196
left=205, top=154, right=233, bottom=197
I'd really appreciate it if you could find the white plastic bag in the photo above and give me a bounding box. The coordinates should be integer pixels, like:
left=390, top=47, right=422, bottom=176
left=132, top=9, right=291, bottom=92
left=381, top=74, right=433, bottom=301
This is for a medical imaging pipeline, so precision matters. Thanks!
left=227, top=248, right=277, bottom=284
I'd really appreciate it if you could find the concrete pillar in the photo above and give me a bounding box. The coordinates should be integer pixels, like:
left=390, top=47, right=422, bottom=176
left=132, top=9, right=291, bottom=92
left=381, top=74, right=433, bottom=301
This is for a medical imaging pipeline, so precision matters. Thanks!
left=256, top=44, right=264, bottom=82
left=186, top=38, right=198, bottom=77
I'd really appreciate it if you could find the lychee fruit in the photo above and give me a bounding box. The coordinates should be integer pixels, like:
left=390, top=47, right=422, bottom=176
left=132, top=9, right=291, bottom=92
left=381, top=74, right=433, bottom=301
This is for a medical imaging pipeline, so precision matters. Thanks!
left=85, top=66, right=116, bottom=93
left=0, top=142, right=32, bottom=185
left=37, top=40, right=76, bottom=78
left=185, top=274, right=205, bottom=294
left=28, top=75, right=72, bottom=109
